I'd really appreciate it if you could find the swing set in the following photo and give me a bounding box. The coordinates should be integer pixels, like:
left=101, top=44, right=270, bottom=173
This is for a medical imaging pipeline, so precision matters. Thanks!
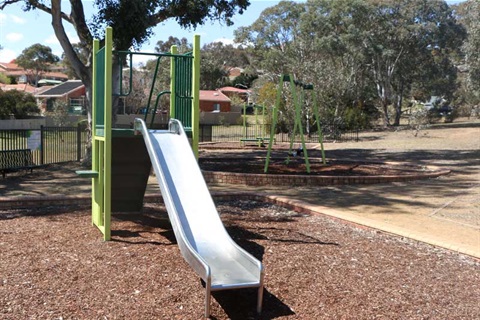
left=240, top=104, right=271, bottom=147
left=264, top=74, right=326, bottom=174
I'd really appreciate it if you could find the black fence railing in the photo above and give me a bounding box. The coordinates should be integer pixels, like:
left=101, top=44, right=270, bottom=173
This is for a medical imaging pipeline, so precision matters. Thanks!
left=0, top=125, right=87, bottom=165
left=0, top=123, right=357, bottom=167
left=198, top=124, right=359, bottom=143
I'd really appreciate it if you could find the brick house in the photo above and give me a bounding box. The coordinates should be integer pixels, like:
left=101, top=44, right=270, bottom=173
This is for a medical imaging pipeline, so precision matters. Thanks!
left=199, top=90, right=231, bottom=112
left=35, top=80, right=86, bottom=114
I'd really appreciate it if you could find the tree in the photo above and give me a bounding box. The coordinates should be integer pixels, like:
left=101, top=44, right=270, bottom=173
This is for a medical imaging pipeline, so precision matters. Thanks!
left=61, top=43, right=88, bottom=79
left=15, top=43, right=60, bottom=86
left=47, top=99, right=70, bottom=126
left=0, top=0, right=251, bottom=124
left=457, top=1, right=480, bottom=106
left=0, top=73, right=11, bottom=84
left=236, top=0, right=465, bottom=128
left=235, top=0, right=306, bottom=77
left=200, top=41, right=253, bottom=89
left=0, top=89, right=40, bottom=119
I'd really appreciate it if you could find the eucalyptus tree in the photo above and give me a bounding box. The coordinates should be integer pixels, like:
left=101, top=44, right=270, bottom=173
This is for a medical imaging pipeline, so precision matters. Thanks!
left=0, top=0, right=251, bottom=123
left=16, top=43, right=60, bottom=86
left=235, top=0, right=306, bottom=77
left=235, top=0, right=374, bottom=129
left=458, top=1, right=480, bottom=105
left=299, top=0, right=375, bottom=124
left=353, top=0, right=465, bottom=126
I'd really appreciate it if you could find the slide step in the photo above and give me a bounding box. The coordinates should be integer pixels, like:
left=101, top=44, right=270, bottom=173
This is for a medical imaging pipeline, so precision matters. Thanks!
left=75, top=170, right=99, bottom=178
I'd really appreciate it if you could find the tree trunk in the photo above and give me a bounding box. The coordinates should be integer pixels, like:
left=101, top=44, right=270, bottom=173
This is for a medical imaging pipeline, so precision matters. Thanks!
left=381, top=99, right=390, bottom=127
left=51, top=0, right=93, bottom=162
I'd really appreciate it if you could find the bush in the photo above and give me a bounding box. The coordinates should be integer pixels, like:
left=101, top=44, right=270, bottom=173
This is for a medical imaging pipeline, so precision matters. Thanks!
left=0, top=89, right=40, bottom=119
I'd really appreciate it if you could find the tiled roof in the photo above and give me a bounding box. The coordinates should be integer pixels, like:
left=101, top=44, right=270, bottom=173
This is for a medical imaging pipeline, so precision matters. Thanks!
left=199, top=90, right=231, bottom=102
left=36, top=80, right=84, bottom=97
left=0, top=83, right=53, bottom=94
left=219, top=86, right=251, bottom=94
left=0, top=61, right=69, bottom=79
left=0, top=61, right=22, bottom=71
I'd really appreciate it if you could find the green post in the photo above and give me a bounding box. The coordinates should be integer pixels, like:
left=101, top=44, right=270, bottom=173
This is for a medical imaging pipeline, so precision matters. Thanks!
left=264, top=76, right=284, bottom=173
left=312, top=91, right=326, bottom=164
left=191, top=35, right=200, bottom=159
left=90, top=27, right=113, bottom=241
left=264, top=106, right=278, bottom=173
left=170, top=45, right=178, bottom=119
left=91, top=39, right=100, bottom=227
left=103, top=26, right=113, bottom=240
left=289, top=75, right=310, bottom=173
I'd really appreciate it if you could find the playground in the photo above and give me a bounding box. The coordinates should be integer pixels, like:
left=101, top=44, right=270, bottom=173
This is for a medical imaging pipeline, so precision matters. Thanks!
left=1, top=119, right=479, bottom=319
left=1, top=26, right=479, bottom=318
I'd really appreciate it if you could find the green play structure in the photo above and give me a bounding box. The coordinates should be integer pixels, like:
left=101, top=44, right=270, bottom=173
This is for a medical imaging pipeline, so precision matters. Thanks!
left=264, top=74, right=326, bottom=173
left=77, top=27, right=200, bottom=240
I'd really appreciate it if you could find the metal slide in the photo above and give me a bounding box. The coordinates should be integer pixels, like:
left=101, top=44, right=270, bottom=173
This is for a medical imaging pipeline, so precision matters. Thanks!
left=134, top=118, right=264, bottom=318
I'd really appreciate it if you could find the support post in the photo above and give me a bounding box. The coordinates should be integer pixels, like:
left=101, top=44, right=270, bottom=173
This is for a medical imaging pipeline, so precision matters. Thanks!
left=170, top=45, right=178, bottom=119
left=191, top=35, right=201, bottom=159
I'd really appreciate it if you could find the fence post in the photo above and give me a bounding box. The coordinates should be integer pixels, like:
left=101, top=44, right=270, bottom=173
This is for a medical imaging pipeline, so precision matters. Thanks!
left=40, top=125, right=44, bottom=165
left=77, top=124, right=82, bottom=161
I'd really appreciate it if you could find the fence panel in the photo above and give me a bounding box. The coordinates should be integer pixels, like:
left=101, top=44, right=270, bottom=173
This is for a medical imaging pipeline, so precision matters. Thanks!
left=41, top=126, right=86, bottom=164
left=199, top=124, right=358, bottom=143
left=0, top=126, right=87, bottom=166
left=0, top=130, right=29, bottom=151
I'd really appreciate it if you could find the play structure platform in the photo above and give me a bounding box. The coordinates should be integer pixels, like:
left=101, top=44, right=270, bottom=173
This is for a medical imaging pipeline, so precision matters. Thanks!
left=135, top=118, right=264, bottom=317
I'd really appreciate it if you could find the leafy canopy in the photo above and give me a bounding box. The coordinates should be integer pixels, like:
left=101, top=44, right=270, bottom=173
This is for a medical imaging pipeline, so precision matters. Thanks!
left=15, top=43, right=60, bottom=72
left=0, top=90, right=40, bottom=119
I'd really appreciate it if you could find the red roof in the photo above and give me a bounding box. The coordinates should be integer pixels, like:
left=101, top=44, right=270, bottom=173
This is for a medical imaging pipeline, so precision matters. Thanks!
left=0, top=61, right=23, bottom=71
left=0, top=61, right=69, bottom=80
left=219, top=86, right=251, bottom=94
left=199, top=90, right=231, bottom=102
left=0, top=83, right=53, bottom=94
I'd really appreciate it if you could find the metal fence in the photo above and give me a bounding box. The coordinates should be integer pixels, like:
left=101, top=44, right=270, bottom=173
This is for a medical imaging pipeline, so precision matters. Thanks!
left=0, top=125, right=87, bottom=165
left=0, top=123, right=356, bottom=166
left=198, top=124, right=359, bottom=143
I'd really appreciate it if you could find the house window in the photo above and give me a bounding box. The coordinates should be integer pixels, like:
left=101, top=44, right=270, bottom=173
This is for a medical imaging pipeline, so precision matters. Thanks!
left=213, top=103, right=220, bottom=112
left=69, top=97, right=85, bottom=114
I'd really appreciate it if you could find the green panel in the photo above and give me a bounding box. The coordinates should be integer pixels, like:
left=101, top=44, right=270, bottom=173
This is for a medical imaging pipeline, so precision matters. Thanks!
left=95, top=47, right=106, bottom=136
left=174, top=55, right=193, bottom=130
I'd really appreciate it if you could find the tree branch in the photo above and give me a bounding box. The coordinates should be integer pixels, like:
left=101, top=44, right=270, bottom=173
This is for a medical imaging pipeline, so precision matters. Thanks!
left=51, top=0, right=90, bottom=83
left=0, top=0, right=22, bottom=10
left=26, top=0, right=73, bottom=24
left=69, top=0, right=93, bottom=48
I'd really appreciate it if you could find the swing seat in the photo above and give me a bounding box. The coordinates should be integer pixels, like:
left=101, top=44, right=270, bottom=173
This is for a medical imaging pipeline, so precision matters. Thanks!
left=240, top=138, right=265, bottom=147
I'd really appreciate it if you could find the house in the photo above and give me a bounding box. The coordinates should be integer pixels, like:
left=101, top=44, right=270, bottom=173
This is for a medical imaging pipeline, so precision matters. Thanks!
left=35, top=80, right=86, bottom=114
left=0, top=60, right=69, bottom=85
left=218, top=86, right=251, bottom=103
left=199, top=90, right=231, bottom=112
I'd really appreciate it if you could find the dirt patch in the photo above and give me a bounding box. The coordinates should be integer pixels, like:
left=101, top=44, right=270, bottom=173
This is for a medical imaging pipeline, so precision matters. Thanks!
left=1, top=200, right=479, bottom=319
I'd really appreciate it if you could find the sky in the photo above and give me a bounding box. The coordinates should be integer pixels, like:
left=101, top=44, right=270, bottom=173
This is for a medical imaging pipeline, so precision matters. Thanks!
left=0, top=0, right=284, bottom=64
left=0, top=0, right=464, bottom=64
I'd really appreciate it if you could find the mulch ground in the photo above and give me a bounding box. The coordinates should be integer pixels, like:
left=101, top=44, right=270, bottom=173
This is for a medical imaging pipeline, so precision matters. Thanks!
left=1, top=199, right=479, bottom=319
